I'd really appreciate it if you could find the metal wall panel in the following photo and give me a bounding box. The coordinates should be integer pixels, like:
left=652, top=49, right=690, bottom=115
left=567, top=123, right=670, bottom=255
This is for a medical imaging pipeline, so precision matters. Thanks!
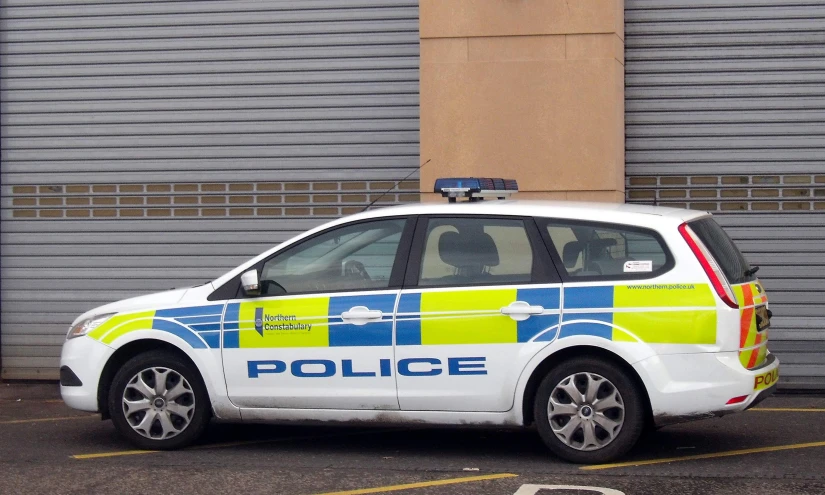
left=0, top=0, right=420, bottom=379
left=625, top=1, right=825, bottom=389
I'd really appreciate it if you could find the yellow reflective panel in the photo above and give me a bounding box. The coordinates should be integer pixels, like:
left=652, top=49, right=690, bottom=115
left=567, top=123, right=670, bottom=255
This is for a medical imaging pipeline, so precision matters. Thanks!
left=96, top=311, right=156, bottom=344
left=613, top=310, right=716, bottom=344
left=238, top=297, right=330, bottom=348
left=614, top=284, right=715, bottom=308
left=420, top=289, right=516, bottom=345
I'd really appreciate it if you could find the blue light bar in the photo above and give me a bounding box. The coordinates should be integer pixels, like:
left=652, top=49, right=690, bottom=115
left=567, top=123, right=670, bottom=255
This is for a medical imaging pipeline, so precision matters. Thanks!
left=434, top=177, right=518, bottom=202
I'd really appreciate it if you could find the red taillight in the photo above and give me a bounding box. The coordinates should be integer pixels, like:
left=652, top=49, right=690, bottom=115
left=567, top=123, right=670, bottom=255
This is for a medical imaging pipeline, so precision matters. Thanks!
left=679, top=222, right=739, bottom=309
left=726, top=395, right=748, bottom=405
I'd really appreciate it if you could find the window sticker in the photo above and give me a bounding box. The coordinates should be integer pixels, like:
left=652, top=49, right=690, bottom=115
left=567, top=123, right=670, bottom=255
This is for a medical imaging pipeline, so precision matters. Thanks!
left=623, top=260, right=653, bottom=273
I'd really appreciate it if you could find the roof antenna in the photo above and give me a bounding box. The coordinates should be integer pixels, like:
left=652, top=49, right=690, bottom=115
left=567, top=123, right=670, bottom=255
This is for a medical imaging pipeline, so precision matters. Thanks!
left=361, top=158, right=431, bottom=212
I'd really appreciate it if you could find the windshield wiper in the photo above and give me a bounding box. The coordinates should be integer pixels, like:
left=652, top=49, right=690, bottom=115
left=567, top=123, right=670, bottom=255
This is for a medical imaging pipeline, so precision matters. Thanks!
left=744, top=266, right=760, bottom=277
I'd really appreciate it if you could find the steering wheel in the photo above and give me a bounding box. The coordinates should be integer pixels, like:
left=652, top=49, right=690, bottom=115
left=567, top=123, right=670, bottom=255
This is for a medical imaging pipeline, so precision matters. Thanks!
left=343, top=260, right=371, bottom=280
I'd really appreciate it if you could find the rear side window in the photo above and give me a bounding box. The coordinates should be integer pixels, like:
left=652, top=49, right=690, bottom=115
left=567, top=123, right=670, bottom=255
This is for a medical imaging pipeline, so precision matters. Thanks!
left=540, top=220, right=672, bottom=280
left=688, top=217, right=754, bottom=285
left=418, top=217, right=534, bottom=287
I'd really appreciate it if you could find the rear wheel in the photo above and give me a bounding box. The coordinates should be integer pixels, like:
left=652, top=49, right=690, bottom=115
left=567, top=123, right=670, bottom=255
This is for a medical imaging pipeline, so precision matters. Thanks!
left=108, top=350, right=210, bottom=450
left=534, top=357, right=645, bottom=464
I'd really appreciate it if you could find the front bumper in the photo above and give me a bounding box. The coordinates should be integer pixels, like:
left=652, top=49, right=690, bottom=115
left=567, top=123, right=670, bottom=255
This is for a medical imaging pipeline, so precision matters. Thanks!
left=634, top=351, right=779, bottom=426
left=59, top=336, right=115, bottom=412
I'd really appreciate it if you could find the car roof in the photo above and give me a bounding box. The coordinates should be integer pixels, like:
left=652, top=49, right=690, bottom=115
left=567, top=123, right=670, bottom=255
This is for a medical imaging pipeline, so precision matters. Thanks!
left=344, top=200, right=708, bottom=225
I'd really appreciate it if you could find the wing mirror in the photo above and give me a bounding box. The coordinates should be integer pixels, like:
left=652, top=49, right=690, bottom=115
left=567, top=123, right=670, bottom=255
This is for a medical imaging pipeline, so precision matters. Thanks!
left=240, top=269, right=261, bottom=297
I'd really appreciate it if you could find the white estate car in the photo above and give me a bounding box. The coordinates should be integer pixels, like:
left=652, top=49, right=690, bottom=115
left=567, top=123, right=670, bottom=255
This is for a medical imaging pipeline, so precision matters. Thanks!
left=60, top=179, right=778, bottom=463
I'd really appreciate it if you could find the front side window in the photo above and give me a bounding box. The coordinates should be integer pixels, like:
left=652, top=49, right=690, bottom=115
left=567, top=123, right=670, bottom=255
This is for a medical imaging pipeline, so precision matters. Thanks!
left=418, top=217, right=534, bottom=287
left=542, top=220, right=670, bottom=280
left=258, top=218, right=406, bottom=296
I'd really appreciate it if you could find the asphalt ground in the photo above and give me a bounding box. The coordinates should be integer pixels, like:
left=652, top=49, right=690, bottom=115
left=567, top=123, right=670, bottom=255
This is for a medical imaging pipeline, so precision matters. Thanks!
left=2, top=383, right=825, bottom=495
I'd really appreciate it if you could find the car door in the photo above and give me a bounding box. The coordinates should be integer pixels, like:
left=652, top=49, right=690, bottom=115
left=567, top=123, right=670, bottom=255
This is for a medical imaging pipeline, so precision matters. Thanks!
left=220, top=216, right=414, bottom=410
left=395, top=215, right=562, bottom=412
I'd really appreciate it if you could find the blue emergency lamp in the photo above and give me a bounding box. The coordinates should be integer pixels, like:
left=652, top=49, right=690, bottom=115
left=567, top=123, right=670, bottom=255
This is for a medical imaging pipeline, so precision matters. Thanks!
left=434, top=177, right=518, bottom=202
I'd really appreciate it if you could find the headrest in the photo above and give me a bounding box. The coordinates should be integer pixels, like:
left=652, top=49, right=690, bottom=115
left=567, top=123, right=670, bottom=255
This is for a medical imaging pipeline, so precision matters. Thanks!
left=438, top=231, right=499, bottom=269
left=562, top=241, right=584, bottom=268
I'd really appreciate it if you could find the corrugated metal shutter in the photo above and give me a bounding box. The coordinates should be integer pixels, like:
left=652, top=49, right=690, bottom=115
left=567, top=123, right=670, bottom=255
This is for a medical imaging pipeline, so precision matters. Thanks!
left=0, top=0, right=420, bottom=380
left=625, top=0, right=825, bottom=389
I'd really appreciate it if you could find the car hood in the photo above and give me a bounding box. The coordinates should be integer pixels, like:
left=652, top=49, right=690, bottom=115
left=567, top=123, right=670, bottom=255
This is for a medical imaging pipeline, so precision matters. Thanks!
left=71, top=288, right=190, bottom=326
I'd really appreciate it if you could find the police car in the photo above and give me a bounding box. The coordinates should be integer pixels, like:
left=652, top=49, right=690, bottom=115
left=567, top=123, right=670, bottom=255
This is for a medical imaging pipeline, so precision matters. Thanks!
left=60, top=178, right=778, bottom=463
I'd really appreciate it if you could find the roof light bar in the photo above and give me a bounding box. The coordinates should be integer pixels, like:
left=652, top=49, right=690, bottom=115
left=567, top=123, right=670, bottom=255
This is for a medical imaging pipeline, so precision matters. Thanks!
left=434, top=177, right=518, bottom=202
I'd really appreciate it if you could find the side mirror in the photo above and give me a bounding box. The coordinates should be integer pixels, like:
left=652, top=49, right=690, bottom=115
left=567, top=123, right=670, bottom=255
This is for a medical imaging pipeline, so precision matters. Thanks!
left=240, top=269, right=260, bottom=297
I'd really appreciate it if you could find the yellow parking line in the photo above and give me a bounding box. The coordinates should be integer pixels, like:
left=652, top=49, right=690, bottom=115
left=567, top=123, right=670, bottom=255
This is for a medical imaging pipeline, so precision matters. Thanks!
left=73, top=450, right=157, bottom=460
left=73, top=427, right=407, bottom=460
left=312, top=473, right=518, bottom=495
left=0, top=415, right=96, bottom=425
left=581, top=440, right=825, bottom=471
left=751, top=408, right=825, bottom=412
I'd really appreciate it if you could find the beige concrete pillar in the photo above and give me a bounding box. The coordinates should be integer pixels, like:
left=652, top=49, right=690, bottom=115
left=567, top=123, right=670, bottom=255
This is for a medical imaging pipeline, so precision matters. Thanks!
left=419, top=0, right=625, bottom=202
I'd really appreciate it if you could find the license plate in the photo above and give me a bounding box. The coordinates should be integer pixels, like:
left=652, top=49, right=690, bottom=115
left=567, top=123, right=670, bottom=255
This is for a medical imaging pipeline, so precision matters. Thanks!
left=755, top=305, right=770, bottom=332
left=754, top=367, right=779, bottom=391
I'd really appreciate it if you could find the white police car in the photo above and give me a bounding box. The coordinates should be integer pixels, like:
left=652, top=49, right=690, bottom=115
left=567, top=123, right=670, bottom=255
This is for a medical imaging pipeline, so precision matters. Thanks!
left=60, top=178, right=778, bottom=463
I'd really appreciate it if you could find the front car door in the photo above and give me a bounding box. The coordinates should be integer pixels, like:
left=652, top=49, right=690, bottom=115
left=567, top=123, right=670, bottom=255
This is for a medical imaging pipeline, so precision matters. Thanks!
left=395, top=215, right=563, bottom=412
left=220, top=216, right=414, bottom=410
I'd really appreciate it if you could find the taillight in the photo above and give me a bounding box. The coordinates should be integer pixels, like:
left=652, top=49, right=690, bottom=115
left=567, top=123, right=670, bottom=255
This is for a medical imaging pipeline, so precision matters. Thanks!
left=679, top=222, right=739, bottom=309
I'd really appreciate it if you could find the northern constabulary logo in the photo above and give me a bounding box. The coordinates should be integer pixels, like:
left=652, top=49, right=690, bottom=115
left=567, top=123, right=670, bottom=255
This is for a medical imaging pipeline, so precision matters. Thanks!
left=254, top=307, right=264, bottom=336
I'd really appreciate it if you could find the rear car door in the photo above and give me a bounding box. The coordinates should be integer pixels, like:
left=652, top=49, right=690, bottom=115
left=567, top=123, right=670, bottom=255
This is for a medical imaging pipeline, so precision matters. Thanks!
left=219, top=217, right=414, bottom=410
left=395, top=215, right=562, bottom=412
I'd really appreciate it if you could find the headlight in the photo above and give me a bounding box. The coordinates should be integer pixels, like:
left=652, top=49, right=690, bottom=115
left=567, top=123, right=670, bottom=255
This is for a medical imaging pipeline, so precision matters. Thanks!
left=67, top=313, right=115, bottom=340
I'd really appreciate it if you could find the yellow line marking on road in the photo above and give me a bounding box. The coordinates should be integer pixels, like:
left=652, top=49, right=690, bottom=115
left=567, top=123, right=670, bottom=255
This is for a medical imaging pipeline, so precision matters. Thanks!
left=751, top=408, right=825, bottom=412
left=73, top=450, right=158, bottom=460
left=581, top=440, right=825, bottom=471
left=73, top=427, right=408, bottom=460
left=0, top=415, right=96, bottom=425
left=312, top=473, right=518, bottom=495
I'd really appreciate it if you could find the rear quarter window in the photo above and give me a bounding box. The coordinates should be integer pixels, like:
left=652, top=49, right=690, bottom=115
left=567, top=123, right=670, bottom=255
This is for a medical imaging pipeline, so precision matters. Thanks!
left=539, top=219, right=673, bottom=281
left=688, top=217, right=754, bottom=285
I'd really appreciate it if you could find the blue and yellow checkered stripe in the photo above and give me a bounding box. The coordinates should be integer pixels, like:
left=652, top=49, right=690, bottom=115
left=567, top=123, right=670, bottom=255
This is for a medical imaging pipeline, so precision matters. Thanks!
left=562, top=284, right=717, bottom=344
left=87, top=283, right=717, bottom=350
left=396, top=287, right=561, bottom=345
left=223, top=294, right=397, bottom=349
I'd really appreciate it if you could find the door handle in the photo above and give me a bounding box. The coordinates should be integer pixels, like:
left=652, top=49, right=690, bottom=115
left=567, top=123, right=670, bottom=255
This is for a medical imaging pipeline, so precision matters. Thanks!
left=501, top=301, right=544, bottom=321
left=341, top=306, right=383, bottom=321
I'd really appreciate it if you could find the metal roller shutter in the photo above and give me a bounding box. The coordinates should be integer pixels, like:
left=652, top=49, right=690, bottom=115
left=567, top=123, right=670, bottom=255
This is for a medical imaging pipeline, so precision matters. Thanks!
left=0, top=0, right=420, bottom=380
left=625, top=0, right=825, bottom=389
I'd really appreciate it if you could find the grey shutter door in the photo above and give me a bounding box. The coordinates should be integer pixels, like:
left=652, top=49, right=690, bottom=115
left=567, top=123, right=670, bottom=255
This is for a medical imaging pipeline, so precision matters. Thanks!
left=0, top=0, right=420, bottom=380
left=625, top=1, right=825, bottom=389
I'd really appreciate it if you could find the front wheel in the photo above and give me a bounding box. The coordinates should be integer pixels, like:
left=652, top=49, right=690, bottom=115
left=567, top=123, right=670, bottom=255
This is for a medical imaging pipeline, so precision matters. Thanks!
left=108, top=350, right=210, bottom=450
left=534, top=357, right=645, bottom=464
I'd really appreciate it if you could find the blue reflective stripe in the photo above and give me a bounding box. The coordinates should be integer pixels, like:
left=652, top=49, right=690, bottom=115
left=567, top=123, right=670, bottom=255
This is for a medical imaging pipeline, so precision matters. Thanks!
left=564, top=286, right=614, bottom=309
left=515, top=287, right=561, bottom=342
left=396, top=293, right=421, bottom=346
left=224, top=303, right=240, bottom=323
left=156, top=304, right=225, bottom=318
left=223, top=330, right=239, bottom=348
left=201, top=332, right=220, bottom=349
left=174, top=315, right=222, bottom=325
left=152, top=319, right=207, bottom=348
left=328, top=294, right=397, bottom=347
left=190, top=323, right=221, bottom=332
left=518, top=314, right=560, bottom=343
left=559, top=312, right=614, bottom=340
left=517, top=287, right=560, bottom=309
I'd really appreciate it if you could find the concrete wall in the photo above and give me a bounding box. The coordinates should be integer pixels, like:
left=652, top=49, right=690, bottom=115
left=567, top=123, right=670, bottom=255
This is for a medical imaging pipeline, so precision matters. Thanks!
left=419, top=0, right=625, bottom=202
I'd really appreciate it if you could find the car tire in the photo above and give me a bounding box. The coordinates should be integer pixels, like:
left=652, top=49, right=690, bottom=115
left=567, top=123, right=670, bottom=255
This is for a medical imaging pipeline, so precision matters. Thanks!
left=108, top=350, right=210, bottom=450
left=534, top=356, right=645, bottom=464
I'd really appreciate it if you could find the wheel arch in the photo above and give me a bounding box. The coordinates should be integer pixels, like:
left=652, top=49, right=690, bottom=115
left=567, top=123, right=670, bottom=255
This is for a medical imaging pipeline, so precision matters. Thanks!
left=520, top=345, right=653, bottom=429
left=97, top=339, right=205, bottom=420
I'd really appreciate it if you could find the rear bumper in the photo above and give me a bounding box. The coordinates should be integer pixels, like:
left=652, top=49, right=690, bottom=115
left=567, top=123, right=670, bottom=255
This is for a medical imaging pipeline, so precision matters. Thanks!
left=634, top=351, right=779, bottom=427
